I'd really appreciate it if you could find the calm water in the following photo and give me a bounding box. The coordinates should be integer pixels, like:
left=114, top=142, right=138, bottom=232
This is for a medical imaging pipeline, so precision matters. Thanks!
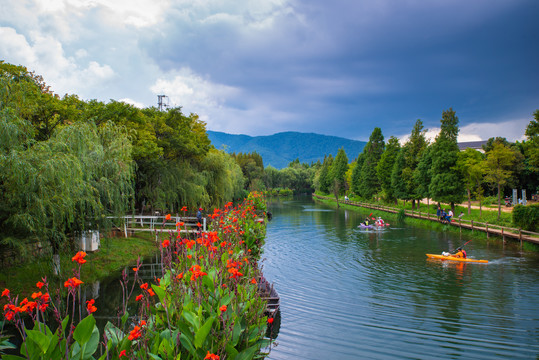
left=261, top=196, right=539, bottom=360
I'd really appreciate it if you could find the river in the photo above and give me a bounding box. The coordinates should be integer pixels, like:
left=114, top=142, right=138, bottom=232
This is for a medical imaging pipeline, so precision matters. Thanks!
left=261, top=196, right=539, bottom=359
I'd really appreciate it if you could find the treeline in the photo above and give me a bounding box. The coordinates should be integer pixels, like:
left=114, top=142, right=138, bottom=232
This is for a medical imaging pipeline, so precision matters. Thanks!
left=0, top=62, right=248, bottom=260
left=251, top=108, right=539, bottom=223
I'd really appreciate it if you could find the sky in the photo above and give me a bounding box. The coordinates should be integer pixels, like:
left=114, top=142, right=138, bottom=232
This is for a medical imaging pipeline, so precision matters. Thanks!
left=1, top=0, right=538, bottom=142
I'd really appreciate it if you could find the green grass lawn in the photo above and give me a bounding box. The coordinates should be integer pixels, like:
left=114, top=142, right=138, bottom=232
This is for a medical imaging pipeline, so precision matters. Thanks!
left=0, top=232, right=158, bottom=299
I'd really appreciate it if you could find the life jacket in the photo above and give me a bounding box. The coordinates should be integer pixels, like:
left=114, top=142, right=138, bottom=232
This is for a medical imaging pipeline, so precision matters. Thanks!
left=454, top=251, right=463, bottom=258
left=461, top=249, right=467, bottom=258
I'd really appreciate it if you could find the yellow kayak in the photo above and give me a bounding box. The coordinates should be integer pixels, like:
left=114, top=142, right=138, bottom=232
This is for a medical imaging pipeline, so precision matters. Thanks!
left=426, top=253, right=488, bottom=263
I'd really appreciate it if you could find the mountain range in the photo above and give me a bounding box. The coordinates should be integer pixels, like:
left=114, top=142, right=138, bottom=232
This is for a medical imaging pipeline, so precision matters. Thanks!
left=207, top=131, right=367, bottom=169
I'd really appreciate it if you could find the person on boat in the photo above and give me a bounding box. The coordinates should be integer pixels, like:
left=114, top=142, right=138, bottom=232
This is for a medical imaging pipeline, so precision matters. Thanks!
left=376, top=217, right=385, bottom=226
left=453, top=247, right=467, bottom=258
left=363, top=218, right=370, bottom=226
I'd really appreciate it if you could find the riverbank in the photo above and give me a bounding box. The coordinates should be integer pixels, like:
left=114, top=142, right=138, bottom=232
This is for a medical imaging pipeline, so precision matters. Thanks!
left=0, top=232, right=158, bottom=299
left=314, top=194, right=539, bottom=251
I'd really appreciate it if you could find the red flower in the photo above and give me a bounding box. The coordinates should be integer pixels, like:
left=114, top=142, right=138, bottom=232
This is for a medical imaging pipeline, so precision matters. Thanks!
left=181, top=206, right=187, bottom=212
left=64, top=277, right=83, bottom=288
left=36, top=281, right=45, bottom=289
left=140, top=283, right=148, bottom=290
left=128, top=326, right=142, bottom=341
left=1, top=288, right=9, bottom=297
left=165, top=214, right=171, bottom=221
left=220, top=305, right=227, bottom=312
left=86, top=299, right=97, bottom=313
left=204, top=351, right=220, bottom=360
left=176, top=272, right=184, bottom=280
left=135, top=294, right=143, bottom=301
left=250, top=278, right=257, bottom=284
left=31, top=291, right=42, bottom=299
left=147, top=288, right=155, bottom=297
left=119, top=350, right=127, bottom=358
left=72, top=251, right=87, bottom=264
left=267, top=317, right=274, bottom=324
left=162, top=239, right=170, bottom=248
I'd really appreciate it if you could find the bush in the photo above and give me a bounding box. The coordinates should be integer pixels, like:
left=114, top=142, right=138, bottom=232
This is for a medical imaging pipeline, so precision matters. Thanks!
left=512, top=204, right=539, bottom=232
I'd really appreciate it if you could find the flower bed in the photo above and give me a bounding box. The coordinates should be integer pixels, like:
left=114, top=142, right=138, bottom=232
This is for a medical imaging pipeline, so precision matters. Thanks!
left=1, top=192, right=275, bottom=359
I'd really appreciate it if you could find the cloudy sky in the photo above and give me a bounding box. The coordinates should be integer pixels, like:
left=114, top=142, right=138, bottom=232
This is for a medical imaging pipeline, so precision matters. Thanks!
left=1, top=0, right=538, bottom=142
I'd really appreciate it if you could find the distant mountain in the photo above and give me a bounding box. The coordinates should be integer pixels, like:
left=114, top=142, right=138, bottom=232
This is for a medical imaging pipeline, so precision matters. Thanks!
left=207, top=131, right=367, bottom=169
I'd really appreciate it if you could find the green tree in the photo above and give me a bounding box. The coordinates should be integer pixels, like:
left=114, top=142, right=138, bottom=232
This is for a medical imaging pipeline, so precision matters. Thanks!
left=403, top=120, right=428, bottom=209
left=484, top=142, right=517, bottom=220
left=330, top=148, right=349, bottom=198
left=358, top=128, right=385, bottom=199
left=414, top=144, right=433, bottom=210
left=456, top=148, right=485, bottom=215
left=350, top=152, right=365, bottom=196
left=524, top=110, right=539, bottom=172
left=391, top=148, right=408, bottom=202
left=428, top=108, right=465, bottom=210
left=318, top=155, right=334, bottom=194
left=376, top=136, right=400, bottom=202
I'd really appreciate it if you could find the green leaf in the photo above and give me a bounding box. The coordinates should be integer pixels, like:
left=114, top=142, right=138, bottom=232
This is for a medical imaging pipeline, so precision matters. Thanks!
left=1, top=355, right=27, bottom=360
left=121, top=311, right=129, bottom=326
left=152, top=283, right=167, bottom=304
left=179, top=334, right=196, bottom=356
left=194, top=316, right=214, bottom=349
left=235, top=344, right=259, bottom=360
left=226, top=344, right=239, bottom=360
left=231, top=319, right=242, bottom=347
left=182, top=310, right=200, bottom=330
left=61, top=316, right=69, bottom=333
left=81, top=325, right=100, bottom=359
left=202, top=269, right=215, bottom=293
left=73, top=314, right=96, bottom=345
left=24, top=329, right=50, bottom=354
left=104, top=321, right=124, bottom=347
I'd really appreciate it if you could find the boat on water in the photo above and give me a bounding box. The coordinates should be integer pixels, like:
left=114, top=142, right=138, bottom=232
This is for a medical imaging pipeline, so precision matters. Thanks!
left=258, top=275, right=280, bottom=315
left=426, top=253, right=488, bottom=263
left=358, top=223, right=387, bottom=230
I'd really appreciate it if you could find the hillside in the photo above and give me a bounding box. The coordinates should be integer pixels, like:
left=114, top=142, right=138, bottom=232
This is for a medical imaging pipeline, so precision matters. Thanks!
left=207, top=131, right=366, bottom=169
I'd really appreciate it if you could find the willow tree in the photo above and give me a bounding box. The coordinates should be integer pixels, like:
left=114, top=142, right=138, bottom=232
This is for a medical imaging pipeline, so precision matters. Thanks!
left=0, top=118, right=134, bottom=274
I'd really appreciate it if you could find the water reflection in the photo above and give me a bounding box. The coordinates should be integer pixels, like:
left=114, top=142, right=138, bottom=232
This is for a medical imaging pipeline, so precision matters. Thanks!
left=262, top=195, right=539, bottom=360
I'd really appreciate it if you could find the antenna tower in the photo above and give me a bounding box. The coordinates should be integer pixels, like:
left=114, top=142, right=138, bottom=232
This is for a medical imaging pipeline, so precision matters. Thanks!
left=157, top=95, right=170, bottom=111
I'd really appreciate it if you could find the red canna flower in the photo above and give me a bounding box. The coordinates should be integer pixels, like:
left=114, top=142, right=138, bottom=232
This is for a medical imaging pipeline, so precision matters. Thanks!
left=31, top=292, right=42, bottom=299
left=165, top=214, right=171, bottom=221
left=64, top=277, right=83, bottom=288
left=267, top=317, right=274, bottom=324
left=86, top=299, right=97, bottom=313
left=176, top=272, right=184, bottom=280
left=162, top=239, right=170, bottom=248
left=72, top=251, right=87, bottom=264
left=1, top=288, right=9, bottom=297
left=119, top=350, right=127, bottom=358
left=36, top=281, right=45, bottom=289
left=204, top=352, right=220, bottom=360
left=220, top=305, right=227, bottom=312
left=181, top=206, right=187, bottom=212
left=135, top=294, right=143, bottom=301
left=128, top=326, right=142, bottom=341
left=140, top=283, right=148, bottom=290
left=250, top=278, right=257, bottom=284
left=147, top=288, right=155, bottom=297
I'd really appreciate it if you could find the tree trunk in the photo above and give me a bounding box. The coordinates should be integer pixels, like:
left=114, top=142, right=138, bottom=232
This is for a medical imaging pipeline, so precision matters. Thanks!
left=52, top=254, right=61, bottom=276
left=412, top=199, right=416, bottom=210
left=467, top=188, right=471, bottom=215
left=497, top=182, right=501, bottom=220
left=451, top=202, right=455, bottom=213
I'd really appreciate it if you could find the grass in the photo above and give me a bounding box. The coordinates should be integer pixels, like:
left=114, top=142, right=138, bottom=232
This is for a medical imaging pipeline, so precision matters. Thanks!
left=0, top=232, right=158, bottom=299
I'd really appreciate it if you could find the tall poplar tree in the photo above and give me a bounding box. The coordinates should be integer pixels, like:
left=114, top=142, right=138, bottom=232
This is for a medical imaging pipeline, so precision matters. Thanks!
left=428, top=108, right=464, bottom=210
left=358, top=128, right=385, bottom=199
left=484, top=142, right=516, bottom=220
left=376, top=136, right=400, bottom=202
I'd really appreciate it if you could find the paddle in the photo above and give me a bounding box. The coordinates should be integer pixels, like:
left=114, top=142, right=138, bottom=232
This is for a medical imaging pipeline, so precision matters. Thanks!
left=458, top=239, right=472, bottom=249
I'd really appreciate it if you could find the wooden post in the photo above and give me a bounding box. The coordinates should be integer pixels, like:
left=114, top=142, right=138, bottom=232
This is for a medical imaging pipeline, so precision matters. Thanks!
left=471, top=220, right=474, bottom=232
left=486, top=223, right=489, bottom=239
left=502, top=227, right=505, bottom=243
left=124, top=220, right=128, bottom=238
left=459, top=218, right=461, bottom=234
left=519, top=228, right=522, bottom=249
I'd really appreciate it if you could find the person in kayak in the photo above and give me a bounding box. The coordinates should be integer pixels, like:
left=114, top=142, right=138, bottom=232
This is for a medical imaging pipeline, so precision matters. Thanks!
left=453, top=247, right=467, bottom=258
left=363, top=218, right=370, bottom=226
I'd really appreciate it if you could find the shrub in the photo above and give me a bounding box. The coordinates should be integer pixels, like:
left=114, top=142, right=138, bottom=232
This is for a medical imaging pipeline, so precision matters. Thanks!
left=512, top=204, right=539, bottom=232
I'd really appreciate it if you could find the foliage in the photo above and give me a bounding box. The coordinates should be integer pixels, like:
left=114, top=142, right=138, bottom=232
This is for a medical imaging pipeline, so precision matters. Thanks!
left=1, top=193, right=274, bottom=360
left=484, top=142, right=518, bottom=220
left=524, top=110, right=539, bottom=170
left=376, top=136, right=400, bottom=201
left=329, top=148, right=349, bottom=196
left=428, top=108, right=465, bottom=208
left=512, top=204, right=539, bottom=232
left=318, top=155, right=334, bottom=194
left=357, top=128, right=385, bottom=199
left=456, top=148, right=486, bottom=215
